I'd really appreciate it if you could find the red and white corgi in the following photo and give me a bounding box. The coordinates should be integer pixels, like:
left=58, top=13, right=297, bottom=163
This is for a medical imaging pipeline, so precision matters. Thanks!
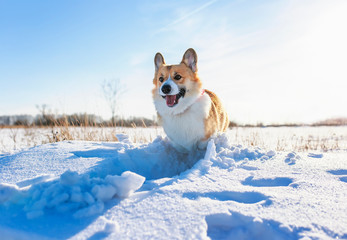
left=152, top=48, right=229, bottom=153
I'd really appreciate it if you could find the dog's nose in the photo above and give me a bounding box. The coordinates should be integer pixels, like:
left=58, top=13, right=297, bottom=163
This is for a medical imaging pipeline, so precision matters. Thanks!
left=161, top=84, right=171, bottom=94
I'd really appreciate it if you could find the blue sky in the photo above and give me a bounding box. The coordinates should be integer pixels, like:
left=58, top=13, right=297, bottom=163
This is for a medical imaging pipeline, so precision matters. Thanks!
left=1, top=0, right=346, bottom=124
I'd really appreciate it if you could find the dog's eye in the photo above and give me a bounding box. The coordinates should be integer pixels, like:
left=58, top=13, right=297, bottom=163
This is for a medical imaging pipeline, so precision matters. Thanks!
left=159, top=77, right=164, bottom=82
left=174, top=74, right=182, bottom=80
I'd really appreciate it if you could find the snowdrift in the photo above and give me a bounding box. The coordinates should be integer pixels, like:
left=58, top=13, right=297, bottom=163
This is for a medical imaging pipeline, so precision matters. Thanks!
left=0, top=134, right=346, bottom=239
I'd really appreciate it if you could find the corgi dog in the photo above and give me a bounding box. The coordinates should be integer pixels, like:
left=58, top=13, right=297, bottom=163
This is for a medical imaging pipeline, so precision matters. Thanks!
left=152, top=48, right=229, bottom=153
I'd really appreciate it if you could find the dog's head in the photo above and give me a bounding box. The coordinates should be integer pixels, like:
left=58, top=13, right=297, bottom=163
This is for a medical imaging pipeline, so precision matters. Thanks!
left=152, top=48, right=202, bottom=115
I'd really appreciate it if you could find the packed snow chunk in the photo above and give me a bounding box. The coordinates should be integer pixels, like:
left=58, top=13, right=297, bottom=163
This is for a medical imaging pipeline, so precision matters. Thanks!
left=60, top=170, right=80, bottom=185
left=73, top=201, right=105, bottom=218
left=56, top=202, right=82, bottom=213
left=206, top=211, right=307, bottom=239
left=83, top=192, right=96, bottom=205
left=183, top=140, right=217, bottom=178
left=26, top=197, right=47, bottom=212
left=106, top=171, right=145, bottom=198
left=213, top=133, right=231, bottom=149
left=70, top=191, right=84, bottom=203
left=99, top=216, right=120, bottom=233
left=285, top=152, right=300, bottom=165
left=0, top=183, right=19, bottom=203
left=47, top=193, right=70, bottom=208
left=266, top=150, right=276, bottom=158
left=104, top=222, right=118, bottom=233
left=204, top=140, right=217, bottom=161
left=213, top=137, right=275, bottom=163
left=92, top=184, right=117, bottom=202
left=212, top=155, right=236, bottom=169
left=0, top=168, right=146, bottom=219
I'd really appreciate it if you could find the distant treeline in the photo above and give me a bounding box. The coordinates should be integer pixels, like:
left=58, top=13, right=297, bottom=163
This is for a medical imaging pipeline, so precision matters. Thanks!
left=311, top=118, right=347, bottom=126
left=234, top=118, right=347, bottom=127
left=0, top=114, right=157, bottom=128
left=0, top=115, right=346, bottom=128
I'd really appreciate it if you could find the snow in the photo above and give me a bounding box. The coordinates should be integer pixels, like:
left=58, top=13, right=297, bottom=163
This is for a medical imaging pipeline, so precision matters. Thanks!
left=206, top=211, right=306, bottom=239
left=2, top=126, right=347, bottom=154
left=0, top=132, right=347, bottom=239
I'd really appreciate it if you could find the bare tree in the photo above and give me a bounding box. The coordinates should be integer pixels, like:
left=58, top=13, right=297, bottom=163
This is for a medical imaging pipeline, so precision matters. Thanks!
left=101, top=79, right=125, bottom=126
left=36, top=104, right=48, bottom=117
left=36, top=104, right=52, bottom=126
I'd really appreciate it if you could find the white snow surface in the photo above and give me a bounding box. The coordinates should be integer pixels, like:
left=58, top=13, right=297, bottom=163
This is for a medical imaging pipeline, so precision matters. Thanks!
left=0, top=133, right=346, bottom=239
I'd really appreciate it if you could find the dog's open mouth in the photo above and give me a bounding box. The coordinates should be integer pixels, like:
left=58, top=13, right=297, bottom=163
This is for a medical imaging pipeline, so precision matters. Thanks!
left=162, top=88, right=186, bottom=107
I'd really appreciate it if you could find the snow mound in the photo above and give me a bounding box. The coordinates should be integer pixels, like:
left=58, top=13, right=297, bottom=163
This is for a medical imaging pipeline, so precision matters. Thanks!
left=1, top=170, right=145, bottom=219
left=0, top=134, right=273, bottom=220
left=81, top=134, right=205, bottom=180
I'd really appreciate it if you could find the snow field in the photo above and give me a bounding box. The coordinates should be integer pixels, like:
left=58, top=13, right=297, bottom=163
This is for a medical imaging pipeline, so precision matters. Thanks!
left=0, top=132, right=346, bottom=239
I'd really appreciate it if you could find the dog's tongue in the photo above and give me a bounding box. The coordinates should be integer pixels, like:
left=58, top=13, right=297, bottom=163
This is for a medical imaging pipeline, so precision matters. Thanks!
left=166, top=95, right=177, bottom=107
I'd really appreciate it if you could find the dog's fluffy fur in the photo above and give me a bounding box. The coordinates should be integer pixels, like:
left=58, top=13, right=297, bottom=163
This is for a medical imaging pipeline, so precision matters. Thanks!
left=152, top=48, right=229, bottom=152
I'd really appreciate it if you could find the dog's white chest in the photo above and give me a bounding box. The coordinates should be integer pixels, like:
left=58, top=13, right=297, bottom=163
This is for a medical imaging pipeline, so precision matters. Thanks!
left=160, top=94, right=211, bottom=152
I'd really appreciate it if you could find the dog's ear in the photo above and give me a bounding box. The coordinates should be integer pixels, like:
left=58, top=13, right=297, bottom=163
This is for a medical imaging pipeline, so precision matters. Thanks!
left=181, top=48, right=198, bottom=72
left=154, top=52, right=165, bottom=72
